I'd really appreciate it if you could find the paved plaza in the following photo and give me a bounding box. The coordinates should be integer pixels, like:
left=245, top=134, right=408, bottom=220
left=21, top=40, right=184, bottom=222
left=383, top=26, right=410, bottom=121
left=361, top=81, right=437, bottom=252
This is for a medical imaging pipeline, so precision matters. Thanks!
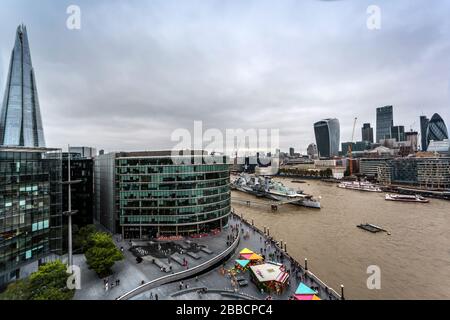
left=74, top=214, right=340, bottom=300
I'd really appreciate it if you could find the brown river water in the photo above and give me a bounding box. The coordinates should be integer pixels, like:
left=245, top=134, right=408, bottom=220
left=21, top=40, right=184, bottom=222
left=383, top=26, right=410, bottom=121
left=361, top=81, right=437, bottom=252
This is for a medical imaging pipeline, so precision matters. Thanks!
left=231, top=177, right=450, bottom=300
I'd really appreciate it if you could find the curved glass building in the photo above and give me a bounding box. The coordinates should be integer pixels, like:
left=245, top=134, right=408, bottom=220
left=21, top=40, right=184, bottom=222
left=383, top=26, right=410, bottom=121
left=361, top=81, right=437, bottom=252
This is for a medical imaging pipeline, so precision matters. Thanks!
left=426, top=113, right=448, bottom=146
left=95, top=151, right=231, bottom=239
left=314, top=118, right=340, bottom=158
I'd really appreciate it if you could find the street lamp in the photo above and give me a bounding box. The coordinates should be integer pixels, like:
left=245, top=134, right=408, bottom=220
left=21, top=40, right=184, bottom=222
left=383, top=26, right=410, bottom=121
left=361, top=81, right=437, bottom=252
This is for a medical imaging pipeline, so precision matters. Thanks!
left=62, top=145, right=81, bottom=268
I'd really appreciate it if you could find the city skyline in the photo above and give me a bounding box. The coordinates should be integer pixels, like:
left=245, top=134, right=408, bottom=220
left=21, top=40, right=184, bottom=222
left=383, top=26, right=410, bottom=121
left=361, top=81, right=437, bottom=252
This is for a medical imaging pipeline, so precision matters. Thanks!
left=0, top=0, right=449, bottom=154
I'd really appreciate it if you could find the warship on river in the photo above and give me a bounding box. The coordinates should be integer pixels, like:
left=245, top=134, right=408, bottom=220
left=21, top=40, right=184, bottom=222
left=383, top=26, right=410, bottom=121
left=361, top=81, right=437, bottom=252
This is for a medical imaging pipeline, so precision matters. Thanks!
left=231, top=174, right=321, bottom=209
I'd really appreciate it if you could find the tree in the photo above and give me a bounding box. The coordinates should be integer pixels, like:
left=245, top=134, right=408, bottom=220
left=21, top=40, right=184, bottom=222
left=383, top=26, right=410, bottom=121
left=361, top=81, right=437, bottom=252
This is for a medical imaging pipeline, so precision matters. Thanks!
left=74, top=224, right=97, bottom=253
left=85, top=232, right=123, bottom=277
left=0, top=279, right=31, bottom=300
left=0, top=260, right=74, bottom=300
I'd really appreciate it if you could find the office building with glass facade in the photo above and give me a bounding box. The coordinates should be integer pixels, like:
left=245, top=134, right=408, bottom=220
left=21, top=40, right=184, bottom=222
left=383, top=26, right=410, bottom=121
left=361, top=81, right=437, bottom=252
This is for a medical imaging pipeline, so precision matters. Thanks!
left=94, top=151, right=231, bottom=239
left=426, top=113, right=448, bottom=146
left=361, top=123, right=374, bottom=143
left=314, top=118, right=340, bottom=158
left=391, top=125, right=405, bottom=142
left=0, top=25, right=45, bottom=148
left=62, top=152, right=94, bottom=252
left=0, top=147, right=62, bottom=287
left=420, top=115, right=429, bottom=151
left=376, top=106, right=393, bottom=142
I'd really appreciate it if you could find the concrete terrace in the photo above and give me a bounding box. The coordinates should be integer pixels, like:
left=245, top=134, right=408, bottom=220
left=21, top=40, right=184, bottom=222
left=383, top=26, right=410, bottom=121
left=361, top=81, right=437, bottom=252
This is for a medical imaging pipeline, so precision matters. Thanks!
left=130, top=214, right=341, bottom=300
left=74, top=231, right=232, bottom=300
left=74, top=213, right=341, bottom=301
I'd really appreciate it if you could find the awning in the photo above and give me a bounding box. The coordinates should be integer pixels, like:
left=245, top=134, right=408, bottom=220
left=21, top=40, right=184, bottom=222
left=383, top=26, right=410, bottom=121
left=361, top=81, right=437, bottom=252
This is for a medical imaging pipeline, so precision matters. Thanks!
left=295, top=282, right=316, bottom=295
left=247, top=253, right=263, bottom=260
left=294, top=294, right=321, bottom=300
left=239, top=248, right=254, bottom=254
left=235, top=259, right=250, bottom=268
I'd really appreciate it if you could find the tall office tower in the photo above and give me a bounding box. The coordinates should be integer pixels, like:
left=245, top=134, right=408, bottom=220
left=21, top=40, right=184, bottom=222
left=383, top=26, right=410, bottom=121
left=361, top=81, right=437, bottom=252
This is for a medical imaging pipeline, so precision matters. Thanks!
left=0, top=146, right=62, bottom=287
left=420, top=115, right=430, bottom=151
left=391, top=125, right=405, bottom=142
left=361, top=123, right=374, bottom=143
left=0, top=25, right=45, bottom=147
left=426, top=113, right=448, bottom=146
left=289, top=147, right=295, bottom=157
left=307, top=143, right=318, bottom=159
left=376, top=106, right=393, bottom=142
left=314, top=118, right=340, bottom=158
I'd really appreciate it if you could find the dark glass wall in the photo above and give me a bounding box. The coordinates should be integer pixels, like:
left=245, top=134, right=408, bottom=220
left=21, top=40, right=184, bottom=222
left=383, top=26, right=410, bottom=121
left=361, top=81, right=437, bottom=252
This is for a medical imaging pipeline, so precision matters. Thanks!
left=0, top=148, right=61, bottom=286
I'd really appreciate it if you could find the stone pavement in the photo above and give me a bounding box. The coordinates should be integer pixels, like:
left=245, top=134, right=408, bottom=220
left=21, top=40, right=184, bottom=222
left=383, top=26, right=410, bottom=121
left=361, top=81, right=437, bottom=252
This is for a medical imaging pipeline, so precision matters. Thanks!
left=74, top=214, right=340, bottom=300
left=130, top=214, right=340, bottom=300
left=74, top=231, right=235, bottom=300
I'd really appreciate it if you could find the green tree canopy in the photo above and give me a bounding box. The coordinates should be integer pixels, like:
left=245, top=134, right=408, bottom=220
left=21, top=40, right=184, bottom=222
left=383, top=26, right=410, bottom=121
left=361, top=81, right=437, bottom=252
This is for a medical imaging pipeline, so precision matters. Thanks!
left=0, top=260, right=74, bottom=300
left=85, top=232, right=123, bottom=278
left=73, top=224, right=97, bottom=252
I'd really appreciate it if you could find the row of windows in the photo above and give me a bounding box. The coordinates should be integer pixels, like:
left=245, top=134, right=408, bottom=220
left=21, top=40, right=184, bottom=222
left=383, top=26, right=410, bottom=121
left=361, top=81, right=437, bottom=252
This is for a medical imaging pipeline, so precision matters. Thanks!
left=117, top=164, right=229, bottom=175
left=120, top=199, right=230, bottom=216
left=118, top=186, right=229, bottom=200
left=119, top=194, right=230, bottom=209
left=118, top=171, right=229, bottom=183
left=120, top=206, right=230, bottom=225
left=119, top=178, right=229, bottom=191
left=116, top=156, right=228, bottom=167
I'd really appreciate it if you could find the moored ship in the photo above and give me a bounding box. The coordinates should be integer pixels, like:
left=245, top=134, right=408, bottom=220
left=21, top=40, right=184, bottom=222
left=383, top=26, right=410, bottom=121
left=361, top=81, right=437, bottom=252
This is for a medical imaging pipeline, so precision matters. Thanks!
left=337, top=181, right=382, bottom=192
left=385, top=194, right=429, bottom=203
left=232, top=174, right=321, bottom=209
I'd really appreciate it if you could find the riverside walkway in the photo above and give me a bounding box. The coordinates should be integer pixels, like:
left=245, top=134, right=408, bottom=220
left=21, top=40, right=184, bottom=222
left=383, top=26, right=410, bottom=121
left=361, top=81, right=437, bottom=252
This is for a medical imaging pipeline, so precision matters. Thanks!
left=129, top=212, right=342, bottom=300
left=74, top=211, right=341, bottom=300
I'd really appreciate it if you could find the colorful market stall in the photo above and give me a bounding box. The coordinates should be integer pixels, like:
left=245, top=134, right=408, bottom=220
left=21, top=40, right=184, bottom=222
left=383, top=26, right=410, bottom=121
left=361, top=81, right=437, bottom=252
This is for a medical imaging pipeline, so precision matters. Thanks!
left=249, top=262, right=289, bottom=294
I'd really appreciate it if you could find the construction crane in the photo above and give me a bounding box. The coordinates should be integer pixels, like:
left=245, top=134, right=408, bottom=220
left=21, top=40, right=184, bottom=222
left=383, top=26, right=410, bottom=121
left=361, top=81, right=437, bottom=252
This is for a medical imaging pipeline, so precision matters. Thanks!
left=348, top=117, right=358, bottom=177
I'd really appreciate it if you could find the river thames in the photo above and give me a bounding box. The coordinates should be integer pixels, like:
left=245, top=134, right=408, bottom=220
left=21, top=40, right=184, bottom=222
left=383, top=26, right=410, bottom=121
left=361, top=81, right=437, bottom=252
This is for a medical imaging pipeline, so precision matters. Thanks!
left=231, top=177, right=450, bottom=299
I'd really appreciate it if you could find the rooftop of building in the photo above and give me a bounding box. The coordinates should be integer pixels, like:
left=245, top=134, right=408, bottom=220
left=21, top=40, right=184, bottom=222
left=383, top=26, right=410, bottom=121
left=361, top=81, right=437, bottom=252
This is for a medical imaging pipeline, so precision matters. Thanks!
left=0, top=146, right=61, bottom=153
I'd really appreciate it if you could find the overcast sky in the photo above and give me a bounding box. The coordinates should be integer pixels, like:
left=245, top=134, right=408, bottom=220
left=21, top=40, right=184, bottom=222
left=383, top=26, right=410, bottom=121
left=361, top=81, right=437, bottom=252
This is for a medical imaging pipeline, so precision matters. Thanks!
left=0, top=0, right=449, bottom=153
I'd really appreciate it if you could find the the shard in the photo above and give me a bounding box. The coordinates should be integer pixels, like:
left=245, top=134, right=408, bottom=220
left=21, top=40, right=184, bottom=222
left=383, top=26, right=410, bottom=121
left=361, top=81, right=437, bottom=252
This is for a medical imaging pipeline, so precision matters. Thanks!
left=0, top=25, right=45, bottom=147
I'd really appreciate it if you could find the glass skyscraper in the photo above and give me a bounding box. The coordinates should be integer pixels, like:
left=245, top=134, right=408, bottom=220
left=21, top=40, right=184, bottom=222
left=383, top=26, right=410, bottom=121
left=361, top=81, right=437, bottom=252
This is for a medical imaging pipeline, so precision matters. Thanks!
left=314, top=118, right=340, bottom=158
left=420, top=115, right=429, bottom=151
left=361, top=123, right=374, bottom=143
left=0, top=25, right=45, bottom=147
left=0, top=147, right=62, bottom=287
left=376, top=106, right=393, bottom=142
left=426, top=113, right=448, bottom=147
left=391, top=125, right=405, bottom=142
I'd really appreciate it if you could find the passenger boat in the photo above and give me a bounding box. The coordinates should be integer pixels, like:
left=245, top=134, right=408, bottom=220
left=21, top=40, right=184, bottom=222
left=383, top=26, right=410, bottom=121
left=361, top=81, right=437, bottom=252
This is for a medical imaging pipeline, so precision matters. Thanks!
left=337, top=181, right=382, bottom=192
left=385, top=194, right=429, bottom=203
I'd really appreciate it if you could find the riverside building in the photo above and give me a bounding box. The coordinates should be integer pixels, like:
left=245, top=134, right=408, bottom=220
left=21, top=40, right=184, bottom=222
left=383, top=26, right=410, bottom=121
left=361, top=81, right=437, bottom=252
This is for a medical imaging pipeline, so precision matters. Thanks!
left=94, top=151, right=231, bottom=239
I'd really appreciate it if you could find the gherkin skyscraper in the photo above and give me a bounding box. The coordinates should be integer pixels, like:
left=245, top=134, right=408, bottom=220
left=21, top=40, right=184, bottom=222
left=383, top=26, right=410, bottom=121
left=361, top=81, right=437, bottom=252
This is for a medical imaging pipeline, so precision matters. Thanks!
left=0, top=25, right=45, bottom=147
